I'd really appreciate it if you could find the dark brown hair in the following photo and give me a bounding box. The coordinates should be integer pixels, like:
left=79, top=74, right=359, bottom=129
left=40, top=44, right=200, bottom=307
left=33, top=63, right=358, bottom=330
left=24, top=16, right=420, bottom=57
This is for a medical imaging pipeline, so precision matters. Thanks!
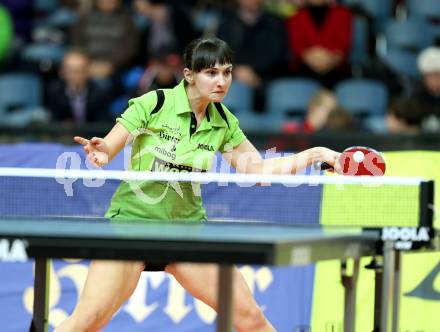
left=183, top=37, right=233, bottom=73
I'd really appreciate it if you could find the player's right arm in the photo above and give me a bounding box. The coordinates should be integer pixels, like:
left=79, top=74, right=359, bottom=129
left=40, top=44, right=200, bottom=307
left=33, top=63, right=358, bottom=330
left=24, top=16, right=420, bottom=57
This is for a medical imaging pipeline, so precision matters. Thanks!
left=74, top=122, right=131, bottom=167
left=74, top=91, right=156, bottom=167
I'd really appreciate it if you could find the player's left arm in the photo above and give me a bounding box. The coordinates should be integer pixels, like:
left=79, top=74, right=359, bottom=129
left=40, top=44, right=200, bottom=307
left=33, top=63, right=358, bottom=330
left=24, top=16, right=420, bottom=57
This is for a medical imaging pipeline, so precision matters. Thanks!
left=223, top=139, right=341, bottom=174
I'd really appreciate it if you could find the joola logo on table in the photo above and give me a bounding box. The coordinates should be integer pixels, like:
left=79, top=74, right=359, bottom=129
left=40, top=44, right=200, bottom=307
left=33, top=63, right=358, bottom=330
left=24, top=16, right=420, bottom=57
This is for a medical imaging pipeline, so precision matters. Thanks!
left=381, top=227, right=430, bottom=242
left=0, top=239, right=28, bottom=262
left=381, top=227, right=431, bottom=250
left=197, top=143, right=214, bottom=151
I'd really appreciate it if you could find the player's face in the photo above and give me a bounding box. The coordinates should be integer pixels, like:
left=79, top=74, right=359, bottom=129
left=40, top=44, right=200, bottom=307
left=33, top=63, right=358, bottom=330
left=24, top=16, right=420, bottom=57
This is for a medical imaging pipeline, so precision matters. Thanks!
left=193, top=63, right=233, bottom=102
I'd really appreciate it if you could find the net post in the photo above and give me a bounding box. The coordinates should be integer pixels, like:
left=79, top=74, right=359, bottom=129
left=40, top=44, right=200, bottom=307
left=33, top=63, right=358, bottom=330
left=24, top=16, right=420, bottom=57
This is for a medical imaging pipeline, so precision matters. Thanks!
left=419, top=180, right=434, bottom=228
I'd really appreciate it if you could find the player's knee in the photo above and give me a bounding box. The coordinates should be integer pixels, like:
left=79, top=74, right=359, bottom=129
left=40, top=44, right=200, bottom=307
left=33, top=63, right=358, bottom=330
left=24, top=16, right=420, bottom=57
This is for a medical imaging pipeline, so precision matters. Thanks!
left=235, top=305, right=268, bottom=332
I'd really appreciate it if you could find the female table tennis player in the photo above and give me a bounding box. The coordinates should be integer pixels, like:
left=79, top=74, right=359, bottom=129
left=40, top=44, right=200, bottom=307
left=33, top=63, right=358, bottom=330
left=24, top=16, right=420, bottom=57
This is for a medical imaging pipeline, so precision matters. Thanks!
left=55, top=37, right=342, bottom=332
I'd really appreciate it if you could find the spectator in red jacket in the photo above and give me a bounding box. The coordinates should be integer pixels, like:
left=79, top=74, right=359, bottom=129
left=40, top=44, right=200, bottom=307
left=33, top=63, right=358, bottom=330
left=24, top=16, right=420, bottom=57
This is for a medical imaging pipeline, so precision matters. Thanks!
left=286, top=0, right=353, bottom=87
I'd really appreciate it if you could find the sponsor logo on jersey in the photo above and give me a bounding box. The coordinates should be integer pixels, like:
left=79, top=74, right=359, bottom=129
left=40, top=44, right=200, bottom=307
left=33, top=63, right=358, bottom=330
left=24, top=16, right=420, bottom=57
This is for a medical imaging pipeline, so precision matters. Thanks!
left=154, top=146, right=176, bottom=161
left=159, top=131, right=180, bottom=144
left=197, top=143, right=214, bottom=151
left=152, top=157, right=204, bottom=173
left=162, top=124, right=181, bottom=134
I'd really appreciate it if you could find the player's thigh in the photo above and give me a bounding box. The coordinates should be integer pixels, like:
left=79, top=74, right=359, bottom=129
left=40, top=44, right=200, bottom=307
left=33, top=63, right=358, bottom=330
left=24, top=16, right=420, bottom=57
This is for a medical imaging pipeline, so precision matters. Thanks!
left=76, top=260, right=145, bottom=310
left=166, top=263, right=256, bottom=310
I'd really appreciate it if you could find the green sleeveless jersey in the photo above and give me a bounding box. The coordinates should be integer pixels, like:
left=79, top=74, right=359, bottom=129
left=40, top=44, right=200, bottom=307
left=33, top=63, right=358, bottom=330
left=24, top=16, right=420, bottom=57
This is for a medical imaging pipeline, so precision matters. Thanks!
left=106, top=80, right=246, bottom=221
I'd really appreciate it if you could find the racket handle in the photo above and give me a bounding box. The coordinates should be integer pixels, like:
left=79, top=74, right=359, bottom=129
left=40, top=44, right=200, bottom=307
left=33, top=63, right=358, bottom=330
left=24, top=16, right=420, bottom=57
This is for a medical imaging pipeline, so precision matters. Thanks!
left=314, top=161, right=333, bottom=171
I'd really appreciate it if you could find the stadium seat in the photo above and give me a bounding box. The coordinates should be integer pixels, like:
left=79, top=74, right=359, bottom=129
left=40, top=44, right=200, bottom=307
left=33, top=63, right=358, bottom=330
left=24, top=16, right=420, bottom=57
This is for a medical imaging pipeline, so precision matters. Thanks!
left=364, top=115, right=388, bottom=133
left=0, top=73, right=42, bottom=110
left=235, top=110, right=285, bottom=133
left=34, top=0, right=59, bottom=14
left=110, top=96, right=129, bottom=118
left=222, top=81, right=254, bottom=114
left=381, top=49, right=419, bottom=80
left=349, top=16, right=370, bottom=67
left=121, top=66, right=144, bottom=93
left=406, top=0, right=440, bottom=38
left=384, top=19, right=435, bottom=52
left=46, top=8, right=78, bottom=28
left=406, top=0, right=440, bottom=20
left=0, top=73, right=47, bottom=126
left=21, top=43, right=66, bottom=66
left=335, top=79, right=388, bottom=117
left=342, top=0, right=393, bottom=19
left=342, top=0, right=393, bottom=32
left=265, top=78, right=321, bottom=119
left=192, top=9, right=220, bottom=34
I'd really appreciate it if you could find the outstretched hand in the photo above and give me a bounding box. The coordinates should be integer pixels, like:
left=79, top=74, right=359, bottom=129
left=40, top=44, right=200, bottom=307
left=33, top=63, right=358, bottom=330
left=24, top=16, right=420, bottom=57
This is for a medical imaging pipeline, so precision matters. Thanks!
left=74, top=136, right=109, bottom=168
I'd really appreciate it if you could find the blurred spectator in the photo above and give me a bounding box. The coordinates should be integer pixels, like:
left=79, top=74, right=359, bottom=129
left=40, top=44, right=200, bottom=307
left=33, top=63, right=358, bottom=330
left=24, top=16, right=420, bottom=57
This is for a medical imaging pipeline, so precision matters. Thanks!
left=386, top=98, right=423, bottom=134
left=217, top=0, right=288, bottom=111
left=303, top=89, right=337, bottom=132
left=264, top=0, right=303, bottom=18
left=286, top=0, right=353, bottom=88
left=134, top=0, right=198, bottom=64
left=136, top=47, right=182, bottom=96
left=71, top=0, right=139, bottom=80
left=415, top=47, right=440, bottom=106
left=0, top=4, right=13, bottom=66
left=412, top=47, right=440, bottom=132
left=45, top=49, right=111, bottom=124
left=364, top=58, right=405, bottom=98
left=61, top=0, right=92, bottom=12
left=323, top=106, right=354, bottom=131
left=283, top=89, right=339, bottom=133
left=0, top=0, right=33, bottom=42
left=217, top=0, right=288, bottom=88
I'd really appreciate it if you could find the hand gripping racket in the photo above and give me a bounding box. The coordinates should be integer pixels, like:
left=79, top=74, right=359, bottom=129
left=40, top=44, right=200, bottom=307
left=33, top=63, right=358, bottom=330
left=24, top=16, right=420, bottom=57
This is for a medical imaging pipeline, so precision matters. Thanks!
left=316, top=146, right=386, bottom=176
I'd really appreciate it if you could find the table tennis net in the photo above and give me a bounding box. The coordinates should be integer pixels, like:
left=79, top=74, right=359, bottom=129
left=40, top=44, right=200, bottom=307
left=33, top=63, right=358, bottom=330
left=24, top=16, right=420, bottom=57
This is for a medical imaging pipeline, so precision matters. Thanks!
left=0, top=168, right=431, bottom=228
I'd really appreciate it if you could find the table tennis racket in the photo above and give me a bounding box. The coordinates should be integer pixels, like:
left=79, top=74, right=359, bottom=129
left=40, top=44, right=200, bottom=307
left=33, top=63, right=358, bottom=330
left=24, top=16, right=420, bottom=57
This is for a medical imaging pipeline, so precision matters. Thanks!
left=316, top=146, right=386, bottom=176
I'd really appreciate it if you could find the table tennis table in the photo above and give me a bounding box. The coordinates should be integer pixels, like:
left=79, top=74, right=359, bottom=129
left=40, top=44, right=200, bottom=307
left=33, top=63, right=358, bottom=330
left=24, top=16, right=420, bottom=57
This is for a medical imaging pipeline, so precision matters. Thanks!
left=0, top=217, right=416, bottom=332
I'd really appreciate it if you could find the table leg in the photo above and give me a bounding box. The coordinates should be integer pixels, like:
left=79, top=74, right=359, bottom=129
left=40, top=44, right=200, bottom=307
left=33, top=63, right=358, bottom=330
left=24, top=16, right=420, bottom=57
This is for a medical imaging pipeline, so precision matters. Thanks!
left=216, top=264, right=234, bottom=332
left=381, top=241, right=396, bottom=332
left=29, top=257, right=50, bottom=332
left=367, top=257, right=382, bottom=332
left=342, top=259, right=360, bottom=332
left=391, top=251, right=401, bottom=332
